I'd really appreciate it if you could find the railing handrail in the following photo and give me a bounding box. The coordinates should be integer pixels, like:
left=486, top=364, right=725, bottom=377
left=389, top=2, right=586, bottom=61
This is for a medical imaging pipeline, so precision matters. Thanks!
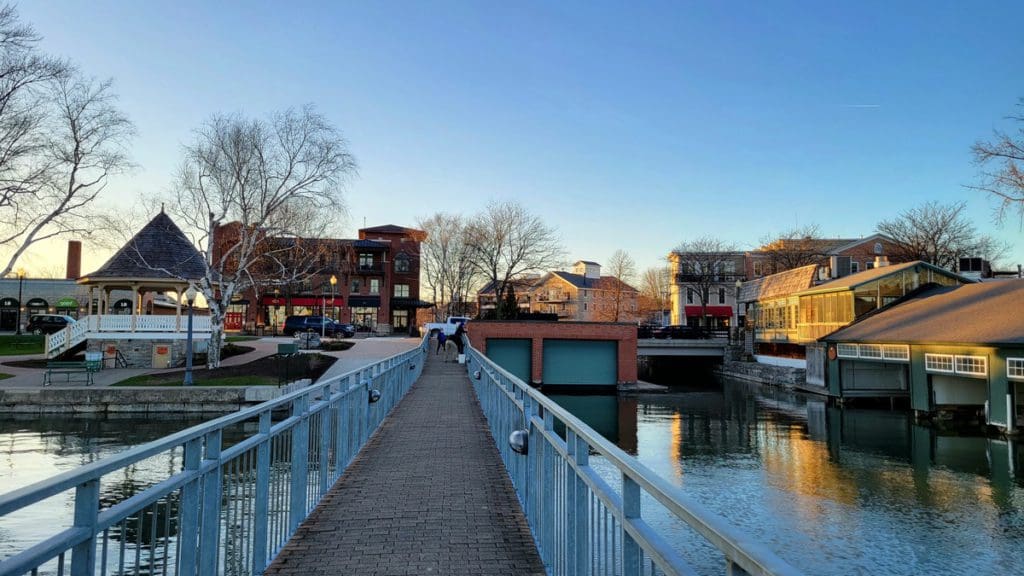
left=0, top=341, right=421, bottom=517
left=467, top=342, right=802, bottom=576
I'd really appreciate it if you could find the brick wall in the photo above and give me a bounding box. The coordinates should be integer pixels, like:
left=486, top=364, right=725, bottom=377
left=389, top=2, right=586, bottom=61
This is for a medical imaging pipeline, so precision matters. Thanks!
left=466, top=320, right=637, bottom=384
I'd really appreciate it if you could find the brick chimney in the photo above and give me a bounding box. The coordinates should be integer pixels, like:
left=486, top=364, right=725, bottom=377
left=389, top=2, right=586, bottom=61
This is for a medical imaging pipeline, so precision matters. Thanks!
left=66, top=240, right=81, bottom=279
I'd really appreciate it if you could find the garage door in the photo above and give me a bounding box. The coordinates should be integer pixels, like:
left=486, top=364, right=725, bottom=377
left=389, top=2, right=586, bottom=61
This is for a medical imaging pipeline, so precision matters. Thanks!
left=486, top=338, right=532, bottom=383
left=840, top=360, right=907, bottom=394
left=542, top=339, right=617, bottom=386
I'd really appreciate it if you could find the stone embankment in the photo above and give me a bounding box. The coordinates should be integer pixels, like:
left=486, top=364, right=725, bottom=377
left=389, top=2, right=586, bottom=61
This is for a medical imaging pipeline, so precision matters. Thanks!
left=0, top=380, right=312, bottom=414
left=715, top=360, right=809, bottom=390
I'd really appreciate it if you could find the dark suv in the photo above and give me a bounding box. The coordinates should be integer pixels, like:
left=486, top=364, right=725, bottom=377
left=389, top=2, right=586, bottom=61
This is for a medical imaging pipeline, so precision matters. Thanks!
left=652, top=325, right=702, bottom=340
left=25, top=314, right=76, bottom=335
left=283, top=316, right=354, bottom=338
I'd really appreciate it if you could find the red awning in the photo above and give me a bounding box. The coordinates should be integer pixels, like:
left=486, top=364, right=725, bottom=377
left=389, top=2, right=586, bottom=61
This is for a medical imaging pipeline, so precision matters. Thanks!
left=684, top=305, right=734, bottom=317
left=261, top=296, right=344, bottom=306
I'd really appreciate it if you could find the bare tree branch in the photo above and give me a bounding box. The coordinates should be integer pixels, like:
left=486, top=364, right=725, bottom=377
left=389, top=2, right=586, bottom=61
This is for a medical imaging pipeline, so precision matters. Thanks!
left=876, top=201, right=1006, bottom=270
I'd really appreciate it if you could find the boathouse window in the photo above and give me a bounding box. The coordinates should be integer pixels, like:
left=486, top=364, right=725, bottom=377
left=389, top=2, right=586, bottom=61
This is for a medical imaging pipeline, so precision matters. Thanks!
left=954, top=355, right=987, bottom=377
left=925, top=354, right=955, bottom=374
left=837, top=343, right=859, bottom=358
left=882, top=345, right=910, bottom=361
left=1007, top=358, right=1024, bottom=380
left=859, top=344, right=883, bottom=359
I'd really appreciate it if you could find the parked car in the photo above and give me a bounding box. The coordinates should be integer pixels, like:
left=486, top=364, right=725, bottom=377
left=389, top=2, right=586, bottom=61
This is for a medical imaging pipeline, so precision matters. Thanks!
left=651, top=324, right=702, bottom=340
left=283, top=316, right=354, bottom=338
left=25, top=314, right=76, bottom=335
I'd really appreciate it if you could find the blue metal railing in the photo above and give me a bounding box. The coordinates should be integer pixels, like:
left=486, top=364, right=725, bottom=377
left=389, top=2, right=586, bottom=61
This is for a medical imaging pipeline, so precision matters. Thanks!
left=0, top=336, right=428, bottom=576
left=464, top=344, right=802, bottom=576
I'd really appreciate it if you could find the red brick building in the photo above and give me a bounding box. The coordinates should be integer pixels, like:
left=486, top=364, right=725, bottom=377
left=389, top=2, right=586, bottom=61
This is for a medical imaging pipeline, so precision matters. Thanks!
left=216, top=223, right=428, bottom=335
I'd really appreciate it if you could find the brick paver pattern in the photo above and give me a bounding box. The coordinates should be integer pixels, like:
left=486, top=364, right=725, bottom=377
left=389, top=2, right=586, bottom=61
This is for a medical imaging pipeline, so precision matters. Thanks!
left=264, top=351, right=546, bottom=576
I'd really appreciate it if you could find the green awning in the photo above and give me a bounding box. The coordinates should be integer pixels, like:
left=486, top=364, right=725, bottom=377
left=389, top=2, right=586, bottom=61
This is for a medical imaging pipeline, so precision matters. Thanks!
left=56, top=297, right=79, bottom=308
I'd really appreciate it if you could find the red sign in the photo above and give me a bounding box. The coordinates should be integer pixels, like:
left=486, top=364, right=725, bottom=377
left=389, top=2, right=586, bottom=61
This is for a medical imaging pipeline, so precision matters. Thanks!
left=683, top=305, right=735, bottom=317
left=155, top=346, right=169, bottom=355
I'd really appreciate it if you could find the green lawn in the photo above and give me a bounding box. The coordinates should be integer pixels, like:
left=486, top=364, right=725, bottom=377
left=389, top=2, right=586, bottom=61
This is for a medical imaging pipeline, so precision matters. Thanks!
left=0, top=373, right=13, bottom=380
left=225, top=335, right=260, bottom=343
left=0, top=335, right=44, bottom=355
left=113, top=374, right=278, bottom=387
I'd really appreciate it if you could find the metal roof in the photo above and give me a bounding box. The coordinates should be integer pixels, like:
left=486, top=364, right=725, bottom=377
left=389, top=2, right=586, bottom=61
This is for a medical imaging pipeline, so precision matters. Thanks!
left=739, top=264, right=818, bottom=303
left=794, top=261, right=969, bottom=296
left=822, top=280, right=1024, bottom=346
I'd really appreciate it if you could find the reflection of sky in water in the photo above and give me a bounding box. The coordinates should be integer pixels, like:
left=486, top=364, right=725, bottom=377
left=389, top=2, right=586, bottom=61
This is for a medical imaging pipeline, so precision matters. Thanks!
left=552, top=380, right=1024, bottom=575
left=0, top=414, right=214, bottom=565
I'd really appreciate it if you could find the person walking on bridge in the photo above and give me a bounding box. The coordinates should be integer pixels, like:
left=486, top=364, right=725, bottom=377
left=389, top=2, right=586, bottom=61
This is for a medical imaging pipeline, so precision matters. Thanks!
left=435, top=331, right=447, bottom=355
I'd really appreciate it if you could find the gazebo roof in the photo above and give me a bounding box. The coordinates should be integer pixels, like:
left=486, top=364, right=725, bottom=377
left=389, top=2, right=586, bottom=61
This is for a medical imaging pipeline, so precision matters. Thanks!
left=81, top=211, right=207, bottom=284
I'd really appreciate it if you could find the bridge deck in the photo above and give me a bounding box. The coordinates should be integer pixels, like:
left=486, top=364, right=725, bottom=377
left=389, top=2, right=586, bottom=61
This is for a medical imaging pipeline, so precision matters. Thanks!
left=265, top=351, right=545, bottom=576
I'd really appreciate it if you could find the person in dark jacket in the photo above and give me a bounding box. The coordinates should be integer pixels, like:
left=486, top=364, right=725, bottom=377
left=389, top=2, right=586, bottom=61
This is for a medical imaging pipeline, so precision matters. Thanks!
left=452, top=322, right=466, bottom=354
left=436, top=331, right=447, bottom=354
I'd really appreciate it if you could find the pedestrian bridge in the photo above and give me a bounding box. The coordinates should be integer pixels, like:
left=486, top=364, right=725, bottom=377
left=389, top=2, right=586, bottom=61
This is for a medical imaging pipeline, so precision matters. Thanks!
left=637, top=337, right=730, bottom=357
left=0, top=336, right=800, bottom=576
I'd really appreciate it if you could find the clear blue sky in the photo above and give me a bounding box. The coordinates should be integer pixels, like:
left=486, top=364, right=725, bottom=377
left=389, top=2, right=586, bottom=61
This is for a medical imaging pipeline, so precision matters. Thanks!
left=18, top=0, right=1024, bottom=275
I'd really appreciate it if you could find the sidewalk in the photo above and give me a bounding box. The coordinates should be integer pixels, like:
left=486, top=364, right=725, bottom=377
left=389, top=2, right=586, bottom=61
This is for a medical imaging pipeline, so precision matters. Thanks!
left=265, top=349, right=544, bottom=576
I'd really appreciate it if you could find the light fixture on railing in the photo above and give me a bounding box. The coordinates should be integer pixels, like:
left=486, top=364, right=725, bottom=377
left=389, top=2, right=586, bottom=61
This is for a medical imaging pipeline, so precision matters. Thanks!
left=509, top=430, right=529, bottom=455
left=409, top=363, right=415, bottom=370
left=473, top=370, right=481, bottom=380
left=368, top=389, right=382, bottom=403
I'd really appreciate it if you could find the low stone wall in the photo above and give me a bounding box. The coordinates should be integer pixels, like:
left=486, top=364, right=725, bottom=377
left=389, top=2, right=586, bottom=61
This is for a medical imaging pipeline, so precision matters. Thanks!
left=0, top=384, right=306, bottom=414
left=715, top=360, right=807, bottom=390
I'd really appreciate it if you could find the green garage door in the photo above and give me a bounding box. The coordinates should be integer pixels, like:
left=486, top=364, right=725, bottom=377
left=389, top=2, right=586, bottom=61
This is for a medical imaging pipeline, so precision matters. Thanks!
left=486, top=338, right=532, bottom=383
left=542, top=339, right=617, bottom=386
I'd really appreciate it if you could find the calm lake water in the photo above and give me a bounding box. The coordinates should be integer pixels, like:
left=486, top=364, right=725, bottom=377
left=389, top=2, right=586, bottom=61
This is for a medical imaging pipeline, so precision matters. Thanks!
left=4, top=380, right=1024, bottom=575
left=551, top=378, right=1024, bottom=575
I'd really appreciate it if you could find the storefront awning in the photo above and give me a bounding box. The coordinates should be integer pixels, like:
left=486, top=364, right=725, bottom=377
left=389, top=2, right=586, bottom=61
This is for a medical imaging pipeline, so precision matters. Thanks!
left=684, top=305, right=735, bottom=317
left=25, top=298, right=48, bottom=308
left=390, top=298, right=434, bottom=308
left=260, top=296, right=344, bottom=307
left=56, top=297, right=79, bottom=308
left=348, top=296, right=381, bottom=308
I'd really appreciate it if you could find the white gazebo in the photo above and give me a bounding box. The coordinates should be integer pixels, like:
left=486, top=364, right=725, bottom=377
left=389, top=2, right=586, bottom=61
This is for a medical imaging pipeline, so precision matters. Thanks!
left=46, top=211, right=213, bottom=367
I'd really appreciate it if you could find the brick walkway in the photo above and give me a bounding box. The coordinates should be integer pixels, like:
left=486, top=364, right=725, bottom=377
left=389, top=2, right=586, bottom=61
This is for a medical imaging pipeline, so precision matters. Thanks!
left=265, top=351, right=546, bottom=576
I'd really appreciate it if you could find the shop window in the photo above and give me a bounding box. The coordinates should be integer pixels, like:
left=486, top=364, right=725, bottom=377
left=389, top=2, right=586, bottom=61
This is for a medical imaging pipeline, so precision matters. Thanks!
left=393, top=309, right=409, bottom=329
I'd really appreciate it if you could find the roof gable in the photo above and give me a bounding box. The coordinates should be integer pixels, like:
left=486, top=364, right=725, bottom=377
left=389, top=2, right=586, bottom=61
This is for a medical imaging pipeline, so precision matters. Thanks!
left=740, top=264, right=819, bottom=302
left=794, top=261, right=969, bottom=296
left=84, top=212, right=207, bottom=280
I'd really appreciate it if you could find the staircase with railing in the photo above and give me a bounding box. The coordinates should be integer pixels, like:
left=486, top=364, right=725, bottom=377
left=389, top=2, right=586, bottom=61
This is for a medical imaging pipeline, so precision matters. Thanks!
left=44, top=315, right=214, bottom=358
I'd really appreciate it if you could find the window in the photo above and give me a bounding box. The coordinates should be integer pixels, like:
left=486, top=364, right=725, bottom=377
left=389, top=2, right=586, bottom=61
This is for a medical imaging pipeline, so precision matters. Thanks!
left=874, top=242, right=883, bottom=255
left=837, top=343, right=859, bottom=358
left=686, top=289, right=693, bottom=304
left=859, top=344, right=883, bottom=359
left=955, top=355, right=987, bottom=377
left=582, top=290, right=588, bottom=299
left=393, top=309, right=409, bottom=329
left=394, top=254, right=410, bottom=273
left=882, top=345, right=910, bottom=361
left=583, top=303, right=588, bottom=311
left=394, top=284, right=409, bottom=298
left=753, top=261, right=763, bottom=277
left=359, top=253, right=374, bottom=268
left=718, top=288, right=725, bottom=304
left=925, top=353, right=955, bottom=374
left=1008, top=358, right=1024, bottom=380
left=850, top=261, right=859, bottom=274
left=369, top=279, right=380, bottom=295
left=350, top=279, right=361, bottom=293
left=866, top=262, right=875, bottom=270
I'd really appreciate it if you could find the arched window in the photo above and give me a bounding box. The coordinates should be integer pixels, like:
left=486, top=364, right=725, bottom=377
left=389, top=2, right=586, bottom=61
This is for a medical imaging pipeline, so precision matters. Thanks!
left=873, top=242, right=883, bottom=255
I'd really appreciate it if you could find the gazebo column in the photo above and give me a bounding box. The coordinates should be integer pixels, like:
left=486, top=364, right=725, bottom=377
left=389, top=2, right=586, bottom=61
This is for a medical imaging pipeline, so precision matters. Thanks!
left=130, top=284, right=139, bottom=332
left=175, top=286, right=183, bottom=332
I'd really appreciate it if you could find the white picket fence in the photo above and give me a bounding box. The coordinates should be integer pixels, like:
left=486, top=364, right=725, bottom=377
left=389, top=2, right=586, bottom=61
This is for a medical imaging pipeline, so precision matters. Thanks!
left=45, top=315, right=213, bottom=357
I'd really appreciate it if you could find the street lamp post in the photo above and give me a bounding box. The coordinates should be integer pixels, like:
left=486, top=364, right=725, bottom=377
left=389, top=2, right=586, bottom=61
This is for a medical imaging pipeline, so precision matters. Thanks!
left=321, top=281, right=328, bottom=339
left=330, top=274, right=337, bottom=321
left=734, top=279, right=743, bottom=343
left=15, top=269, right=25, bottom=335
left=183, top=285, right=197, bottom=386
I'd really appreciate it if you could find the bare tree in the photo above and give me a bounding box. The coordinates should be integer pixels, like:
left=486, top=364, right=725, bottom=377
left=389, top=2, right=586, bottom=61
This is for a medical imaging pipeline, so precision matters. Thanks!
left=671, top=237, right=740, bottom=328
left=0, top=5, right=133, bottom=275
left=165, top=106, right=355, bottom=367
left=971, top=98, right=1024, bottom=223
left=418, top=212, right=479, bottom=320
left=464, top=201, right=564, bottom=317
left=757, top=224, right=826, bottom=274
left=638, top=265, right=670, bottom=323
left=876, top=201, right=1005, bottom=271
left=600, top=249, right=637, bottom=322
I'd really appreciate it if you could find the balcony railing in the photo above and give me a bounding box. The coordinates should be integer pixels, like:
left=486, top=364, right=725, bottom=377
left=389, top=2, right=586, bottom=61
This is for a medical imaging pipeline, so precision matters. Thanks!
left=355, top=263, right=384, bottom=274
left=676, top=273, right=745, bottom=284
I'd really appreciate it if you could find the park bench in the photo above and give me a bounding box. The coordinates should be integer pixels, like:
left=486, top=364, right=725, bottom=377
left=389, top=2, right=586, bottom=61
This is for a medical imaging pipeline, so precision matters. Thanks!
left=42, top=361, right=98, bottom=386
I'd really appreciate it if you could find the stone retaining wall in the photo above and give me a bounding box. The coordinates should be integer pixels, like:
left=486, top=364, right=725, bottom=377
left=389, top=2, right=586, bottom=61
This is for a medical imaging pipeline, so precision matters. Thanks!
left=0, top=381, right=310, bottom=414
left=715, top=360, right=807, bottom=389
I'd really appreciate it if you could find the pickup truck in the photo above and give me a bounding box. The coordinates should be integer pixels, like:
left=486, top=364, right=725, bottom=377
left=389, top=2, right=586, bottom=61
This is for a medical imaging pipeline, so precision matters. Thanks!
left=420, top=316, right=470, bottom=337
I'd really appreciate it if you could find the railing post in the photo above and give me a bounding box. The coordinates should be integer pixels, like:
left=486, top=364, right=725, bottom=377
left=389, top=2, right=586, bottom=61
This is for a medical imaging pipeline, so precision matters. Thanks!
left=573, top=434, right=589, bottom=576
left=565, top=429, right=578, bottom=576
left=69, top=479, right=99, bottom=576
left=319, top=385, right=332, bottom=496
left=622, top=473, right=641, bottom=576
left=252, top=411, right=271, bottom=574
left=177, top=438, right=202, bottom=576
left=542, top=409, right=555, bottom=566
left=523, top=395, right=534, bottom=527
left=727, top=560, right=752, bottom=575
left=199, top=430, right=222, bottom=575
left=289, top=393, right=310, bottom=533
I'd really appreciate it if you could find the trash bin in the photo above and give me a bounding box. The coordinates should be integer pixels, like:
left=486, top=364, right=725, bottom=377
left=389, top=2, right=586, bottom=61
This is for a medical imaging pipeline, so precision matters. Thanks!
left=85, top=351, right=102, bottom=371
